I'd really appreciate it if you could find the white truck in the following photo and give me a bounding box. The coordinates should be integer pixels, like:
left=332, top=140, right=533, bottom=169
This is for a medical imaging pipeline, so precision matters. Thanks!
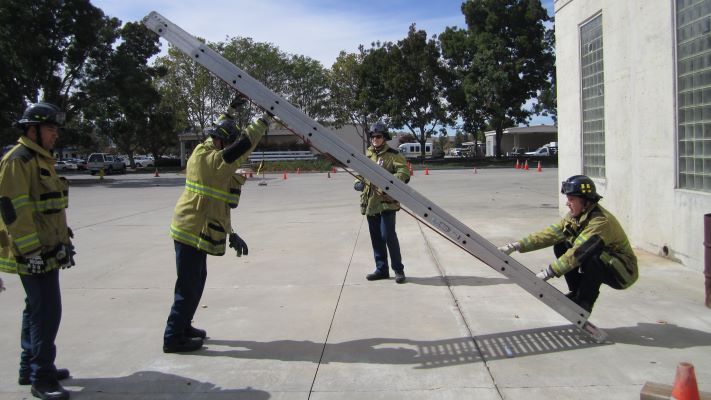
left=87, top=153, right=126, bottom=175
left=525, top=142, right=558, bottom=157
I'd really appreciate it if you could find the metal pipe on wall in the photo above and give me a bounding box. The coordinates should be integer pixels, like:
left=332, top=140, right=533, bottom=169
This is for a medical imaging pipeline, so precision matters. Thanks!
left=705, top=214, right=711, bottom=308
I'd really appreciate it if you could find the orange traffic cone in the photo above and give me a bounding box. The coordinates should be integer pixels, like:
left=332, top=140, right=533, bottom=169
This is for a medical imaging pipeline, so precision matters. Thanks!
left=672, top=362, right=700, bottom=400
left=154, top=168, right=160, bottom=177
left=524, top=160, right=529, bottom=171
left=537, top=161, right=542, bottom=172
left=283, top=171, right=288, bottom=180
left=425, top=167, right=429, bottom=175
left=332, top=166, right=337, bottom=173
left=515, top=159, right=520, bottom=169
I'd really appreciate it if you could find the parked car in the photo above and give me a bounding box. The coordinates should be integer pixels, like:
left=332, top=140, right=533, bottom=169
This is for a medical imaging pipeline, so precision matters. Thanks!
left=525, top=142, right=558, bottom=157
left=54, top=160, right=78, bottom=171
left=133, top=156, right=154, bottom=168
left=87, top=153, right=126, bottom=175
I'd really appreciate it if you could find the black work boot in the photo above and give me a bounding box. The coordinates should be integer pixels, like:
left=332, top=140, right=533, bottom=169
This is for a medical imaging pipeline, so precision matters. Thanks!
left=30, top=380, right=69, bottom=400
left=394, top=271, right=406, bottom=284
left=366, top=271, right=389, bottom=281
left=20, top=368, right=70, bottom=386
left=163, top=337, right=203, bottom=353
left=185, top=325, right=207, bottom=339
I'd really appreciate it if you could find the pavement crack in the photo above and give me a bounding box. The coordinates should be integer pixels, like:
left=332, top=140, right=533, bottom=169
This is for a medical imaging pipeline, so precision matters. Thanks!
left=416, top=221, right=505, bottom=400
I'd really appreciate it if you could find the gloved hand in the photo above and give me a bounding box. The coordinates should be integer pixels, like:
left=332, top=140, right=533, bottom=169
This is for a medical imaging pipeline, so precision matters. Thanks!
left=229, top=233, right=248, bottom=257
left=498, top=242, right=520, bottom=255
left=230, top=94, right=249, bottom=110
left=26, top=255, right=46, bottom=274
left=354, top=181, right=365, bottom=192
left=536, top=265, right=555, bottom=281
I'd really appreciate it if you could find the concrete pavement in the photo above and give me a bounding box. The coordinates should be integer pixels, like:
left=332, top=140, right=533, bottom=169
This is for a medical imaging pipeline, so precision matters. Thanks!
left=0, top=168, right=709, bottom=399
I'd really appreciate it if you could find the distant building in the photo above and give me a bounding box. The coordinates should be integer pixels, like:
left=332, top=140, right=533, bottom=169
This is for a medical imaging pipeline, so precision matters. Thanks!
left=484, top=125, right=558, bottom=157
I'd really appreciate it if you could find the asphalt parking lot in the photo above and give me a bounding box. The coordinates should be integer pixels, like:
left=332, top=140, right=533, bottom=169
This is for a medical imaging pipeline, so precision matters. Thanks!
left=0, top=168, right=709, bottom=399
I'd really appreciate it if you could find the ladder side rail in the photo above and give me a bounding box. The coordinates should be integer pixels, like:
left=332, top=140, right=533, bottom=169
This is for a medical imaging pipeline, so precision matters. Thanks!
left=143, top=12, right=605, bottom=342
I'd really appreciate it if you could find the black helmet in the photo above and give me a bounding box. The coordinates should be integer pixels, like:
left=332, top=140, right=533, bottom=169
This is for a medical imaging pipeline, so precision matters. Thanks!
left=18, top=102, right=65, bottom=127
left=368, top=120, right=391, bottom=140
left=209, top=119, right=241, bottom=144
left=561, top=175, right=602, bottom=202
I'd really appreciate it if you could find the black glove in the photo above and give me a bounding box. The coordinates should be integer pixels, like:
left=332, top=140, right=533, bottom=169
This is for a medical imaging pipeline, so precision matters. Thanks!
left=354, top=181, right=365, bottom=192
left=230, top=94, right=249, bottom=109
left=229, top=233, right=248, bottom=257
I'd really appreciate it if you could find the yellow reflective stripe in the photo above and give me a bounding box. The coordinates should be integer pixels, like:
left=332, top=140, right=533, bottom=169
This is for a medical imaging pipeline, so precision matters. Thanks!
left=14, top=232, right=40, bottom=252
left=549, top=223, right=564, bottom=239
left=184, top=179, right=238, bottom=204
left=170, top=225, right=223, bottom=255
left=0, top=256, right=18, bottom=273
left=552, top=258, right=568, bottom=274
left=574, top=233, right=589, bottom=247
left=12, top=195, right=31, bottom=210
left=34, top=197, right=68, bottom=212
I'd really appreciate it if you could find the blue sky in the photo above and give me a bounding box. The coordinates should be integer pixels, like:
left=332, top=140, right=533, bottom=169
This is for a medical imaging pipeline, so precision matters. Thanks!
left=92, top=0, right=554, bottom=68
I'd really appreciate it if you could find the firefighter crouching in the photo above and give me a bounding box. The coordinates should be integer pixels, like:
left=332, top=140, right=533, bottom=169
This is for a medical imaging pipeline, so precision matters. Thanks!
left=163, top=97, right=271, bottom=353
left=0, top=102, right=75, bottom=400
left=498, top=175, right=638, bottom=313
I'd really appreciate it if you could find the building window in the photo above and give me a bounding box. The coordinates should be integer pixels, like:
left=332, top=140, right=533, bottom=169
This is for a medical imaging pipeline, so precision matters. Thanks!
left=677, top=0, right=711, bottom=191
left=580, top=14, right=605, bottom=178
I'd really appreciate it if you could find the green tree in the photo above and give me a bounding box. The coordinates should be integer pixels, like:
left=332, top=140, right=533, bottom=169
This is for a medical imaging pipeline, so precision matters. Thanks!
left=155, top=43, right=223, bottom=139
left=285, top=54, right=330, bottom=121
left=360, top=25, right=450, bottom=159
left=82, top=22, right=162, bottom=164
left=329, top=50, right=377, bottom=153
left=440, top=0, right=554, bottom=158
left=0, top=0, right=119, bottom=145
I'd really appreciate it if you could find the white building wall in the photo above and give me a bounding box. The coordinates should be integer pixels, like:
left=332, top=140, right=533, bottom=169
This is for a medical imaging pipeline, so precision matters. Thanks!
left=555, top=0, right=710, bottom=270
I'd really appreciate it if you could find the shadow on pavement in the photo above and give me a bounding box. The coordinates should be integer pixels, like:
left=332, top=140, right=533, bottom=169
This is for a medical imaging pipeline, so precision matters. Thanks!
left=65, top=371, right=270, bottom=399
left=67, top=178, right=186, bottom=188
left=605, top=322, right=711, bottom=348
left=200, top=325, right=605, bottom=369
left=406, top=275, right=511, bottom=286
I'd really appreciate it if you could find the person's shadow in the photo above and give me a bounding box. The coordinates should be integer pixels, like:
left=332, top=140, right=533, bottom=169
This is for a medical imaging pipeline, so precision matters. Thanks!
left=65, top=371, right=270, bottom=399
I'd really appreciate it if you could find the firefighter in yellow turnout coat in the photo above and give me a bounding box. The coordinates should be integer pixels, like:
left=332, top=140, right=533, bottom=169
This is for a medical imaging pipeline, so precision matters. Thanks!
left=0, top=102, right=74, bottom=400
left=499, top=175, right=638, bottom=313
left=164, top=104, right=270, bottom=353
left=354, top=121, right=410, bottom=284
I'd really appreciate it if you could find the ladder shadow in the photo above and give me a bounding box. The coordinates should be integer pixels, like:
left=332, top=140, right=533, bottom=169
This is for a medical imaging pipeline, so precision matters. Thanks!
left=200, top=324, right=604, bottom=369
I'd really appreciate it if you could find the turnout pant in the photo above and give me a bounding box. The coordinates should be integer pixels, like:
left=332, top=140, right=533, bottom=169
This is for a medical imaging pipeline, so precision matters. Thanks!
left=367, top=210, right=404, bottom=274
left=554, top=241, right=619, bottom=312
left=19, top=269, right=62, bottom=384
left=164, top=241, right=207, bottom=343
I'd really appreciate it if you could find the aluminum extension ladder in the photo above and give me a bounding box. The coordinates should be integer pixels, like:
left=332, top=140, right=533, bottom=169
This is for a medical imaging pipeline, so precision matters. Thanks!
left=142, top=11, right=607, bottom=342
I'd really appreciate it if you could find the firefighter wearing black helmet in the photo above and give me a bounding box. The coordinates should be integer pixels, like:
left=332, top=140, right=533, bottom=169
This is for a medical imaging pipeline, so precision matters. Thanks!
left=0, top=102, right=74, bottom=399
left=353, top=121, right=410, bottom=284
left=164, top=96, right=270, bottom=353
left=498, top=174, right=638, bottom=313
